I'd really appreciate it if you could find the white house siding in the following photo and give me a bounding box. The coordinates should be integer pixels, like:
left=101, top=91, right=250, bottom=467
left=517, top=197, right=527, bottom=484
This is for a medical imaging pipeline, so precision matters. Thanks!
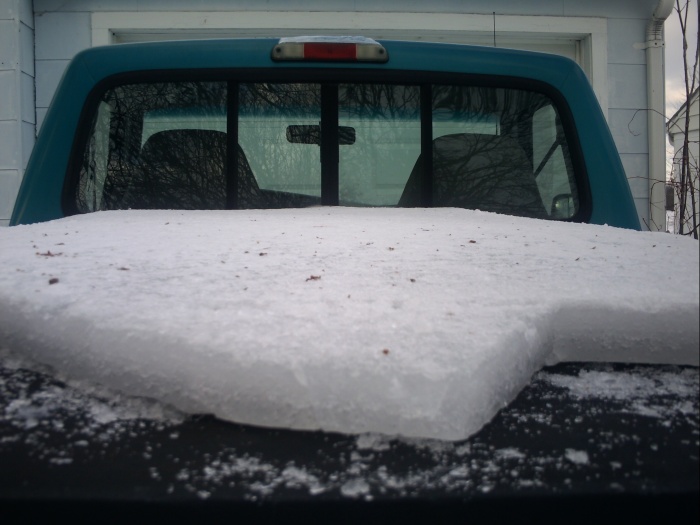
left=606, top=16, right=655, bottom=229
left=0, top=0, right=34, bottom=227
left=7, top=0, right=663, bottom=227
left=34, top=9, right=91, bottom=132
left=667, top=90, right=699, bottom=235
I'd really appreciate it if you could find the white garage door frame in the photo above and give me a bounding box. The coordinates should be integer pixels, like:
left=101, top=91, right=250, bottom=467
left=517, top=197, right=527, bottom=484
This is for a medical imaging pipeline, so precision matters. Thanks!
left=91, top=11, right=608, bottom=115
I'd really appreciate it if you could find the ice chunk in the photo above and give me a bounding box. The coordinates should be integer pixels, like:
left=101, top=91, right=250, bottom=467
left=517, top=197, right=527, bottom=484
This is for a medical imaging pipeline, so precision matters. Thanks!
left=0, top=208, right=697, bottom=440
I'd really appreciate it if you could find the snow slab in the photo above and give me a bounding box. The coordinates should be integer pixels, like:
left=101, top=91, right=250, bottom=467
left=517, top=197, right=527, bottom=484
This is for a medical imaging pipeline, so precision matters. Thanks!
left=0, top=208, right=697, bottom=441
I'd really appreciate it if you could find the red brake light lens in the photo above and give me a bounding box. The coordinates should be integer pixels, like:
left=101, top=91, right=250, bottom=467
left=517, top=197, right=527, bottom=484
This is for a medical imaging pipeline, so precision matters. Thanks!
left=272, top=37, right=388, bottom=63
left=304, top=43, right=357, bottom=60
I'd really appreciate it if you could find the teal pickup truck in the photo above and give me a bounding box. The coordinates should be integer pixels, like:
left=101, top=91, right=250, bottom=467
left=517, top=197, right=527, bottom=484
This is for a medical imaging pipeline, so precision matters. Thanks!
left=5, top=38, right=695, bottom=525
left=11, top=37, right=640, bottom=229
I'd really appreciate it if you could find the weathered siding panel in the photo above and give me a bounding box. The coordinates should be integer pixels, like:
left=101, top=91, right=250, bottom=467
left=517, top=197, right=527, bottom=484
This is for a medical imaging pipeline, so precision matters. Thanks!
left=609, top=64, right=648, bottom=110
left=607, top=17, right=647, bottom=65
left=564, top=0, right=659, bottom=18
left=35, top=0, right=565, bottom=15
left=620, top=155, right=651, bottom=200
left=34, top=0, right=660, bottom=17
left=606, top=16, right=653, bottom=220
left=0, top=0, right=34, bottom=227
left=35, top=11, right=91, bottom=129
left=35, top=12, right=92, bottom=60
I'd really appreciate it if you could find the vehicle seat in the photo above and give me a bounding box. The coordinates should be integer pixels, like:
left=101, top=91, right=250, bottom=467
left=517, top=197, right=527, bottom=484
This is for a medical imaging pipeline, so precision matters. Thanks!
left=399, top=133, right=547, bottom=219
left=121, top=129, right=263, bottom=209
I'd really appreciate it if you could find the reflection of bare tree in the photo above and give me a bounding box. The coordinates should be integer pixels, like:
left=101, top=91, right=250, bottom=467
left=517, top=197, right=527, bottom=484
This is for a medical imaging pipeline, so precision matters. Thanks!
left=400, top=133, right=547, bottom=218
left=121, top=129, right=226, bottom=209
left=398, top=85, right=568, bottom=217
left=240, top=83, right=422, bottom=207
left=433, top=85, right=498, bottom=123
left=238, top=83, right=323, bottom=205
left=338, top=84, right=421, bottom=206
left=340, top=84, right=420, bottom=119
left=75, top=80, right=574, bottom=219
left=433, top=86, right=550, bottom=149
left=77, top=82, right=227, bottom=211
left=240, top=83, right=321, bottom=116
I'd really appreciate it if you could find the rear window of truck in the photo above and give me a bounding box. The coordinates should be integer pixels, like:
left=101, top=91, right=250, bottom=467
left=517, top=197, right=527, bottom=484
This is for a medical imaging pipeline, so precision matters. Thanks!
left=72, top=76, right=582, bottom=221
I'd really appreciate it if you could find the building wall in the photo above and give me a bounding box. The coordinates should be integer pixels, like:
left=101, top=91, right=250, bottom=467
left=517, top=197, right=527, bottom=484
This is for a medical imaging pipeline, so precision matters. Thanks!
left=606, top=15, right=654, bottom=228
left=668, top=91, right=700, bottom=235
left=7, top=0, right=662, bottom=227
left=0, top=0, right=34, bottom=227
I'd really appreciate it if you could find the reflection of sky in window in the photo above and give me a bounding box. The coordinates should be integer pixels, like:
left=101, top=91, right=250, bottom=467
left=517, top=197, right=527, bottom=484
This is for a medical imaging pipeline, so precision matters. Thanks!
left=432, top=108, right=500, bottom=136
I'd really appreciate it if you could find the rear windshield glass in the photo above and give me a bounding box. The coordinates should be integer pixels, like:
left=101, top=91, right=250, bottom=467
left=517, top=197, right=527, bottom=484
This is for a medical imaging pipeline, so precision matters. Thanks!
left=74, top=78, right=580, bottom=220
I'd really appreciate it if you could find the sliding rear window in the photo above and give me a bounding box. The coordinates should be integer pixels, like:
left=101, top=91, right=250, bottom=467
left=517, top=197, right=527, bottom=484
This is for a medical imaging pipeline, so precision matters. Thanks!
left=71, top=75, right=582, bottom=221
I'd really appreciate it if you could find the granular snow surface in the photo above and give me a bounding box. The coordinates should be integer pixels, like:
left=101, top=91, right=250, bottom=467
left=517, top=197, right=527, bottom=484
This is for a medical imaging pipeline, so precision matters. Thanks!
left=0, top=208, right=698, bottom=440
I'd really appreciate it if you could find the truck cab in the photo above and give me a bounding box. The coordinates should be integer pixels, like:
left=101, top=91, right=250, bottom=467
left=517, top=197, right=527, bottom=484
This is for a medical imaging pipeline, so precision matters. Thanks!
left=11, top=37, right=639, bottom=229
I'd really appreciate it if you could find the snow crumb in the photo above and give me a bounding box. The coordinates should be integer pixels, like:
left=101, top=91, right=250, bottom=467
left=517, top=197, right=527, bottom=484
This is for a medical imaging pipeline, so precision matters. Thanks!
left=564, top=449, right=590, bottom=465
left=356, top=433, right=392, bottom=451
left=495, top=448, right=526, bottom=460
left=542, top=367, right=699, bottom=420
left=0, top=208, right=697, bottom=441
left=340, top=478, right=371, bottom=498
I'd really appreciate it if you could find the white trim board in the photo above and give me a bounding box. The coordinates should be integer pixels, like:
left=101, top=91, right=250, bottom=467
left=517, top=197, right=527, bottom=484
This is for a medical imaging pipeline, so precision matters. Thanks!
left=91, top=11, right=608, bottom=115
